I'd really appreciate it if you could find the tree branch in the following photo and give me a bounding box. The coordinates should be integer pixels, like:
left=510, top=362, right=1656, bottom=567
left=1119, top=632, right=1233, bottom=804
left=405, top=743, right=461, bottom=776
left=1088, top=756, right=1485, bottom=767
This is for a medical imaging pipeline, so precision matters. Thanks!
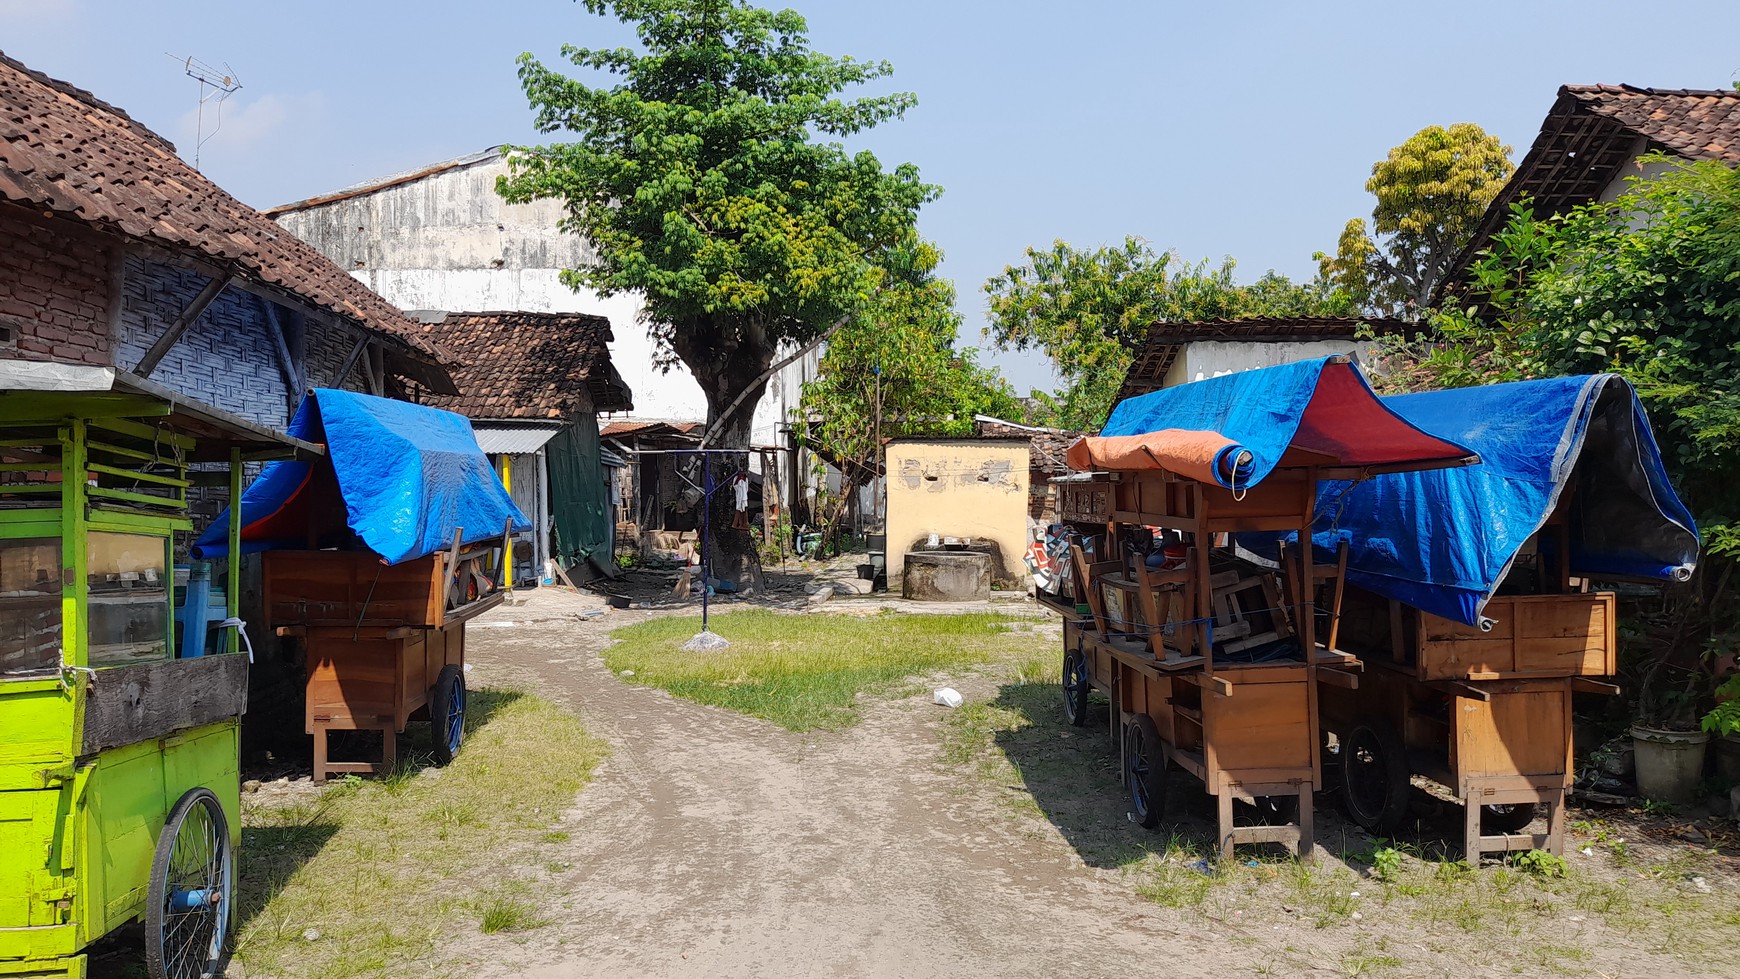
left=698, top=312, right=853, bottom=448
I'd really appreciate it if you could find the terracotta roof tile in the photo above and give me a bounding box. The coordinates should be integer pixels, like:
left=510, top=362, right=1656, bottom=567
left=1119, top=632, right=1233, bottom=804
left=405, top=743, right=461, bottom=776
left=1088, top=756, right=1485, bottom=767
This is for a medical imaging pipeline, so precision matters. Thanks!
left=1444, top=85, right=1740, bottom=301
left=418, top=311, right=632, bottom=419
left=0, top=50, right=450, bottom=369
left=1562, top=84, right=1740, bottom=163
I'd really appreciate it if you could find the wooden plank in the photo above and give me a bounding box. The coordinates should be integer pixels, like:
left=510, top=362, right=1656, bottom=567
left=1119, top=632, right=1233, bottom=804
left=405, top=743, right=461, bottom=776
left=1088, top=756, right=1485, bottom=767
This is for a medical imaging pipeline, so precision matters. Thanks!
left=1453, top=687, right=1570, bottom=781
left=134, top=273, right=233, bottom=378
left=80, top=654, right=249, bottom=754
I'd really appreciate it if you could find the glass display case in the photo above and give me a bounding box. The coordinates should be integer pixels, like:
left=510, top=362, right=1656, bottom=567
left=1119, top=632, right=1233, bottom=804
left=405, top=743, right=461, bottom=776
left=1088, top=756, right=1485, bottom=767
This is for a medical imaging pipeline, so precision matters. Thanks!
left=86, top=531, right=171, bottom=667
left=0, top=536, right=62, bottom=673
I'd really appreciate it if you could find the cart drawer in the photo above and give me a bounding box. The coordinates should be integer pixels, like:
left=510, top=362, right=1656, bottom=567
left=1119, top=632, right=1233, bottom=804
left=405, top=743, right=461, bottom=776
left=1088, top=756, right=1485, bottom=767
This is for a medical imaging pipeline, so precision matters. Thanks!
left=1418, top=593, right=1616, bottom=680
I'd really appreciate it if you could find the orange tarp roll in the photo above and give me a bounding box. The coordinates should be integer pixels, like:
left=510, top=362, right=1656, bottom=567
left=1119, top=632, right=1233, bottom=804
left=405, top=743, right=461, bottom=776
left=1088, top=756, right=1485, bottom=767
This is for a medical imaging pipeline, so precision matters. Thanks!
left=1066, top=429, right=1246, bottom=485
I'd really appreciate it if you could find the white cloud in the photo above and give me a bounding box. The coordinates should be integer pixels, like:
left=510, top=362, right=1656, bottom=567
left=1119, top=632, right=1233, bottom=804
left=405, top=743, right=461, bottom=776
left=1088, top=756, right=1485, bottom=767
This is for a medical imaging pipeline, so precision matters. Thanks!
left=175, top=90, right=327, bottom=163
left=0, top=0, right=78, bottom=23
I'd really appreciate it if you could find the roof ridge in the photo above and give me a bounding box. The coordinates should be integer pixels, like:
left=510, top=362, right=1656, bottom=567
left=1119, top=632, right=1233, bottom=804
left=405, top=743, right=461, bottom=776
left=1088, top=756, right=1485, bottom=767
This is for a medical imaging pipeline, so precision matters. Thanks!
left=264, top=146, right=506, bottom=215
left=0, top=49, right=178, bottom=154
left=1562, top=83, right=1740, bottom=99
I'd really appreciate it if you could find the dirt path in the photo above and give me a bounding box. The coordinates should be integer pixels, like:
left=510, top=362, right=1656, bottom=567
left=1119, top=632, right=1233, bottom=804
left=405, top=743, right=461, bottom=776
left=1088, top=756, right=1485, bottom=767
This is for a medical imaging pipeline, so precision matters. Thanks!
left=450, top=590, right=1225, bottom=979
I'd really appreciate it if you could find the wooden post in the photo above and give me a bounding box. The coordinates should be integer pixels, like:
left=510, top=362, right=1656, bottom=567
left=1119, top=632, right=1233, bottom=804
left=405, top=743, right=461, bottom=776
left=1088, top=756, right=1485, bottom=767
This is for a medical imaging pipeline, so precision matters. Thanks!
left=62, top=419, right=89, bottom=668
left=500, top=455, right=514, bottom=595
left=229, top=446, right=243, bottom=653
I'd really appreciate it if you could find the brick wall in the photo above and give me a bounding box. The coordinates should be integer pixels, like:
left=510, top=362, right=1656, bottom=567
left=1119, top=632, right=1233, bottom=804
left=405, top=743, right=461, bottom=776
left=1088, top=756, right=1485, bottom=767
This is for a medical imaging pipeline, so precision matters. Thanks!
left=0, top=203, right=114, bottom=365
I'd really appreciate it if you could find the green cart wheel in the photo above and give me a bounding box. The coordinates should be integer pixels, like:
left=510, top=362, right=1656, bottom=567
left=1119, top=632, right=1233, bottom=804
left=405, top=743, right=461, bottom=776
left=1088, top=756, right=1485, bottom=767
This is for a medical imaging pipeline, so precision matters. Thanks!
left=146, top=787, right=233, bottom=979
left=431, top=663, right=467, bottom=765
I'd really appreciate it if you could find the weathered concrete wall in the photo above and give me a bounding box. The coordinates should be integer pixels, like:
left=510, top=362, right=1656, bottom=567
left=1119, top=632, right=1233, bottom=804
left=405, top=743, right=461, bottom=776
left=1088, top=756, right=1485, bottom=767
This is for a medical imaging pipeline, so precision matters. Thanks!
left=272, top=151, right=732, bottom=423
left=884, top=439, right=1030, bottom=592
left=903, top=550, right=991, bottom=601
left=1171, top=339, right=1374, bottom=387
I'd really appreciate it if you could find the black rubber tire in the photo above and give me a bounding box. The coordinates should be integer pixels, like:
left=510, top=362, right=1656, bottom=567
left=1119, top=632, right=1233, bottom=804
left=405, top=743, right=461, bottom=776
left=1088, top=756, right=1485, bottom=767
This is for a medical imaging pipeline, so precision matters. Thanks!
left=1061, top=646, right=1091, bottom=727
left=430, top=663, right=467, bottom=766
left=1481, top=802, right=1539, bottom=835
left=1238, top=794, right=1302, bottom=826
left=146, top=787, right=232, bottom=979
left=1125, top=714, right=1168, bottom=829
left=1338, top=724, right=1411, bottom=835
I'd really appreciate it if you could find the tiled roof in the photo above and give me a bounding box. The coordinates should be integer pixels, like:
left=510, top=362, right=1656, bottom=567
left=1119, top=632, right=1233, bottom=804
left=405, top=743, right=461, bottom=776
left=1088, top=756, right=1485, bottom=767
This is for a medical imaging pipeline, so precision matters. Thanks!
left=1116, top=317, right=1407, bottom=407
left=417, top=311, right=632, bottom=420
left=1443, top=85, right=1740, bottom=301
left=1564, top=85, right=1740, bottom=163
left=0, top=50, right=451, bottom=371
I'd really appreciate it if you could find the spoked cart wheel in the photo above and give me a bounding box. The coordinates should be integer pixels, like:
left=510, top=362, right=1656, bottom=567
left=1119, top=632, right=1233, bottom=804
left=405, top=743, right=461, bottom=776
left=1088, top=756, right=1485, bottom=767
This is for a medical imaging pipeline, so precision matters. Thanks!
left=1124, top=714, right=1168, bottom=829
left=1338, top=724, right=1410, bottom=835
left=1061, top=643, right=1091, bottom=727
left=430, top=663, right=467, bottom=765
left=146, top=787, right=232, bottom=979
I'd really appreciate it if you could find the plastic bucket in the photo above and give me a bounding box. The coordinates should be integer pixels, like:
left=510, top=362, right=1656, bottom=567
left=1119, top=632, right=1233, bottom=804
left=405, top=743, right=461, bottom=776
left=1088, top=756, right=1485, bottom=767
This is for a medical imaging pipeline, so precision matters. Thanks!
left=1631, top=724, right=1710, bottom=805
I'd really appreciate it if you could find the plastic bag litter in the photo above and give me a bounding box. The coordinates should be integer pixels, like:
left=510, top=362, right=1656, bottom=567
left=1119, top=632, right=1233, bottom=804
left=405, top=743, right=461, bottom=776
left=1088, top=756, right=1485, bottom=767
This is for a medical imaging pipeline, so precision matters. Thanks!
left=933, top=687, right=963, bottom=708
left=681, top=630, right=730, bottom=652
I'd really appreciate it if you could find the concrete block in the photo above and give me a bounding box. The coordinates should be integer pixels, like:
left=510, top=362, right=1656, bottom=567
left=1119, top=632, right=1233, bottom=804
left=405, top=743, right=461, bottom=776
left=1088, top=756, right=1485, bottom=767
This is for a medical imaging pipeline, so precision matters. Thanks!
left=902, top=550, right=991, bottom=602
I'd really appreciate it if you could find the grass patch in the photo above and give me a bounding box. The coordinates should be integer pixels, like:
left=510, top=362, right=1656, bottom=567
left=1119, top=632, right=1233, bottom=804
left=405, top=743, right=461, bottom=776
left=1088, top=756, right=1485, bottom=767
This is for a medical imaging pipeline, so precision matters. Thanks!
left=605, top=609, right=1052, bottom=730
left=475, top=886, right=552, bottom=934
left=232, top=688, right=607, bottom=979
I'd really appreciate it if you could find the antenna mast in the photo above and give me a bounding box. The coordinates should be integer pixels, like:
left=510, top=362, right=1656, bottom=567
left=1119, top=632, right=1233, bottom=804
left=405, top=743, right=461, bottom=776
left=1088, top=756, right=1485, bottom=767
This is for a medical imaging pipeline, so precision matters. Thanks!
left=169, top=54, right=241, bottom=170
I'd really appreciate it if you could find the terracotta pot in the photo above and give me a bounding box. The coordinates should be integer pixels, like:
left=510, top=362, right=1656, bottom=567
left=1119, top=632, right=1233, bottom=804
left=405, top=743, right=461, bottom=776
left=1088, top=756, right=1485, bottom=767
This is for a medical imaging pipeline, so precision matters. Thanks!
left=1631, top=724, right=1710, bottom=805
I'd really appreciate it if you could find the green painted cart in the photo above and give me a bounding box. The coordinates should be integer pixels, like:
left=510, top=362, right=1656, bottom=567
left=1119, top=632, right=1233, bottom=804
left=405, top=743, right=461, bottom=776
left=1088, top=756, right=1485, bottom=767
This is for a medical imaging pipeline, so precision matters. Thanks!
left=0, top=378, right=313, bottom=979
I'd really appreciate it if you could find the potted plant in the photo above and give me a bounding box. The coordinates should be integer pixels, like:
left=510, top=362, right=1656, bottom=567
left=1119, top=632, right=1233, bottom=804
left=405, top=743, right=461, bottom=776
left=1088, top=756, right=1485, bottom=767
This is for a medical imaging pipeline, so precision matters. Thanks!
left=1630, top=631, right=1715, bottom=805
left=1704, top=671, right=1740, bottom=781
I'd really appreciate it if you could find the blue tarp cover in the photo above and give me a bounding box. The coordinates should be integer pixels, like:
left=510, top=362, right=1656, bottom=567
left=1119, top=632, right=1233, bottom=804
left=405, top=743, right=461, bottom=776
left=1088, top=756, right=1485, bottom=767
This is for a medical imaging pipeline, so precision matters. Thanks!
left=1240, top=374, right=1699, bottom=626
left=192, top=389, right=531, bottom=565
left=1096, top=356, right=1476, bottom=488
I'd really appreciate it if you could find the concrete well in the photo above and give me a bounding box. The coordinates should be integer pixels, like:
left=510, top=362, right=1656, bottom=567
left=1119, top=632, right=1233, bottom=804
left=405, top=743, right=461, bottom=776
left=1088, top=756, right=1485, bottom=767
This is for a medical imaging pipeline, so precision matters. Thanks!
left=902, top=551, right=992, bottom=601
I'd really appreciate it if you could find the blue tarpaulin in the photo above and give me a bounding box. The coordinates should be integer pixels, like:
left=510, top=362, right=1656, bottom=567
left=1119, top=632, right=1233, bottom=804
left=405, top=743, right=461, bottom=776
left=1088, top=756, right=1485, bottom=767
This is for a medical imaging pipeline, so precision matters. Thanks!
left=1240, top=374, right=1699, bottom=626
left=192, top=389, right=531, bottom=565
left=1091, top=356, right=1476, bottom=487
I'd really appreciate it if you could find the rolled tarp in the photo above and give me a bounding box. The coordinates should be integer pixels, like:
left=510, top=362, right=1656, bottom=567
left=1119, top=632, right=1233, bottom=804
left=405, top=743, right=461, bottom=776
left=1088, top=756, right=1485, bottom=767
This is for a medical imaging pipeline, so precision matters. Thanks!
left=1065, top=429, right=1256, bottom=488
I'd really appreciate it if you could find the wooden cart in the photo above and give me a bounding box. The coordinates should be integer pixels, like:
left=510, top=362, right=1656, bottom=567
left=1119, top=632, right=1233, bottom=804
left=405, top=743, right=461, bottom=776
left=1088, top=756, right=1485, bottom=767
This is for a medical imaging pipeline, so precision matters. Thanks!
left=1045, top=466, right=1362, bottom=861
left=264, top=534, right=509, bottom=783
left=1321, top=581, right=1619, bottom=859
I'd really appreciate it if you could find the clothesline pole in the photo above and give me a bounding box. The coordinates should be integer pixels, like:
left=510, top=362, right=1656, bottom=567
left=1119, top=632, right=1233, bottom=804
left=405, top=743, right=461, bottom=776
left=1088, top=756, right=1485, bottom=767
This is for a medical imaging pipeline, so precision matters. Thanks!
left=702, top=458, right=712, bottom=634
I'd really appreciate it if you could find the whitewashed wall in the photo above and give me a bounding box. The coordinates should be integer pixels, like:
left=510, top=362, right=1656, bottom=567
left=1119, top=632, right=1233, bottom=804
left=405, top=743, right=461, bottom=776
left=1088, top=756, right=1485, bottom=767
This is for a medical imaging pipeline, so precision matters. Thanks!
left=272, top=149, right=757, bottom=424
left=1164, top=339, right=1376, bottom=387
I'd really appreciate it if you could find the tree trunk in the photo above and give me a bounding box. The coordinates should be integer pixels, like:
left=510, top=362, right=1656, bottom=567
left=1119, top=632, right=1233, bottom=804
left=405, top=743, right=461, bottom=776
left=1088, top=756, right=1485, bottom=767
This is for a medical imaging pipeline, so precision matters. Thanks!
left=675, top=314, right=774, bottom=595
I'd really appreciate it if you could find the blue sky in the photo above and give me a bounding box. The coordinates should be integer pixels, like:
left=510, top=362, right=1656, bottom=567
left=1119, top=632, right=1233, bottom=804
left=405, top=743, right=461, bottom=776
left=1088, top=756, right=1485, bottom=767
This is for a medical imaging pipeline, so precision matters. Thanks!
left=6, top=0, right=1738, bottom=391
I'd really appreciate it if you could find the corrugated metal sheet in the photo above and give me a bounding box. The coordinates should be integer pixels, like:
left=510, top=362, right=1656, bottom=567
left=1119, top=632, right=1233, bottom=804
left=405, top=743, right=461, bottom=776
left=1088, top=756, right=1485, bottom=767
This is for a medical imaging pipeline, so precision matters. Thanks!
left=599, top=445, right=630, bottom=469
left=475, top=424, right=563, bottom=455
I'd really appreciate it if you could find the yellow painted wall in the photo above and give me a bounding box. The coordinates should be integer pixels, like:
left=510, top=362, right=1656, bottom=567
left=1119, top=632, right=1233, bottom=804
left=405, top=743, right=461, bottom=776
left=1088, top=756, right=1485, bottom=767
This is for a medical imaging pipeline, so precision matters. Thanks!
left=885, top=440, right=1030, bottom=589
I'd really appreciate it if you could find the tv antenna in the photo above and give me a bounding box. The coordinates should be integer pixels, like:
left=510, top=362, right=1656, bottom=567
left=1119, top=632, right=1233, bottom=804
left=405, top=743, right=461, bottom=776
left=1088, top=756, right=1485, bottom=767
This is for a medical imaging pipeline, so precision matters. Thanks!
left=168, top=54, right=241, bottom=170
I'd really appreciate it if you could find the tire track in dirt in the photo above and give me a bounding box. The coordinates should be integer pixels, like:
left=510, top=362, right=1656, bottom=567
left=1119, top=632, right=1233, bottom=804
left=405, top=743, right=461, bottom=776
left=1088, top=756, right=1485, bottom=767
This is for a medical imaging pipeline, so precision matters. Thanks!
left=449, top=595, right=1224, bottom=978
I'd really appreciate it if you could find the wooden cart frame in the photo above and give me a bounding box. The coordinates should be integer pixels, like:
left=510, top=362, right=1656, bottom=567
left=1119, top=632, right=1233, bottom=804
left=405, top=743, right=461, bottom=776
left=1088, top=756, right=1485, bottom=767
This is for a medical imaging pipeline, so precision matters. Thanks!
left=1322, top=583, right=1619, bottom=859
left=264, top=536, right=508, bottom=784
left=1045, top=463, right=1363, bottom=861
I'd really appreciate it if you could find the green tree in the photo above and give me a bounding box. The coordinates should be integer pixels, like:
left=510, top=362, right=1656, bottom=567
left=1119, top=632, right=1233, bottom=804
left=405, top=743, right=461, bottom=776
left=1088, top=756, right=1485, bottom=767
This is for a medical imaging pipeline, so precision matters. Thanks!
left=1318, top=124, right=1515, bottom=317
left=1427, top=156, right=1740, bottom=727
left=797, top=237, right=1020, bottom=548
left=498, top=0, right=935, bottom=589
left=984, top=237, right=1349, bottom=430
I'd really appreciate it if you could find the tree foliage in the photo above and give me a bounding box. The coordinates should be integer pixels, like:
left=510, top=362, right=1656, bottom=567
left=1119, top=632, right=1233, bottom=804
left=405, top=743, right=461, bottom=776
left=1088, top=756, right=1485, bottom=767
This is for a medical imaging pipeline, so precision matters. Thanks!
left=984, top=237, right=1351, bottom=430
left=497, top=0, right=936, bottom=586
left=796, top=238, right=1020, bottom=546
left=1425, top=156, right=1740, bottom=725
left=1318, top=124, right=1514, bottom=317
